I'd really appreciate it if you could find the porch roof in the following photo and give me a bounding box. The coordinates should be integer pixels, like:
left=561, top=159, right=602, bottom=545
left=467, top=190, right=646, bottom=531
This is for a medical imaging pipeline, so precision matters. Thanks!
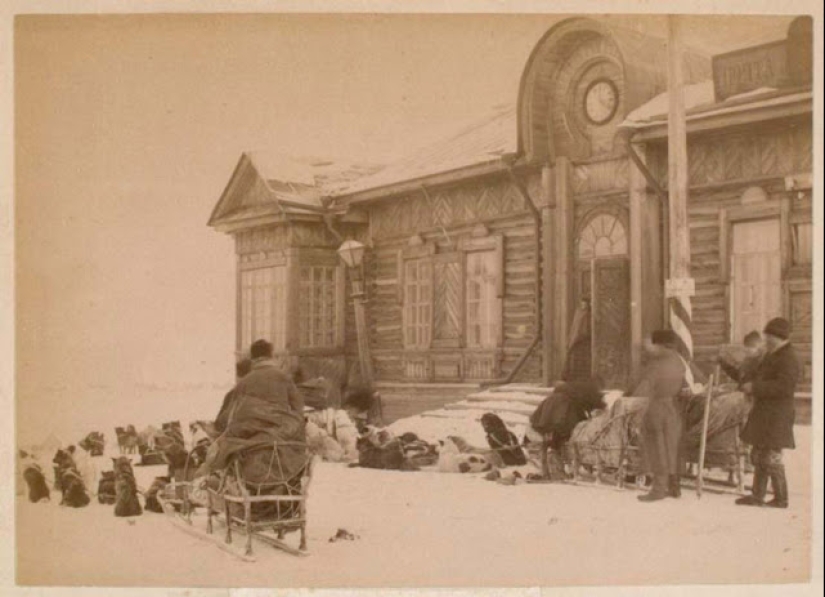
left=620, top=82, right=813, bottom=137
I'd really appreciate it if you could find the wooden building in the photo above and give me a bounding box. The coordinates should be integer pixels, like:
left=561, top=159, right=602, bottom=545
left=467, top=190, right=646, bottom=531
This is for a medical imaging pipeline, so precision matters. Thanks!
left=208, top=16, right=813, bottom=403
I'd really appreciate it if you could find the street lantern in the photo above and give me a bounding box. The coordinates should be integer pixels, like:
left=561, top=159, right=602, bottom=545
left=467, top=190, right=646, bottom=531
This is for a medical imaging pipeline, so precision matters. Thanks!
left=337, top=238, right=373, bottom=386
left=337, top=239, right=366, bottom=268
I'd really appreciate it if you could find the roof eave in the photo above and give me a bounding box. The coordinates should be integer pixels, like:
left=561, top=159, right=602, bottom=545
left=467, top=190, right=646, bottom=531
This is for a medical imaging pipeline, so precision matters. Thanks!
left=332, top=154, right=526, bottom=207
left=624, top=94, right=812, bottom=143
left=211, top=211, right=325, bottom=235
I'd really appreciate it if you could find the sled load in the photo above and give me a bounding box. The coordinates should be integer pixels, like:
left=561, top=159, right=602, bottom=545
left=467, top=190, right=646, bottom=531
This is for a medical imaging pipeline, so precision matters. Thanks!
left=566, top=389, right=750, bottom=489
left=204, top=396, right=315, bottom=556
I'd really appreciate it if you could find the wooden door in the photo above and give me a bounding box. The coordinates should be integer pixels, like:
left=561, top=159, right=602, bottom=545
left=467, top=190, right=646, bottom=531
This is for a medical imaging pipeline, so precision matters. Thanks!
left=591, top=257, right=631, bottom=388
left=730, top=219, right=782, bottom=342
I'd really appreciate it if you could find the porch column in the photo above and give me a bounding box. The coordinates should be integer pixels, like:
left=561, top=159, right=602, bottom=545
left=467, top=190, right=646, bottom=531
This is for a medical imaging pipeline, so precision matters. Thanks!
left=553, top=156, right=574, bottom=382
left=629, top=151, right=645, bottom=375
left=541, top=166, right=555, bottom=386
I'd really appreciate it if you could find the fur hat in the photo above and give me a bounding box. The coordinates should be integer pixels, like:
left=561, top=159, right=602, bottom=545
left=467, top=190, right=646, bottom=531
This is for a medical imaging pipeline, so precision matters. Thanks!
left=250, top=339, right=273, bottom=359
left=763, top=317, right=790, bottom=340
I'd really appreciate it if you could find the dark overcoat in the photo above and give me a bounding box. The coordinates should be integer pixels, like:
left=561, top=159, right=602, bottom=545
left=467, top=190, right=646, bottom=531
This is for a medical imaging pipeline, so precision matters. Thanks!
left=741, top=343, right=798, bottom=449
left=637, top=349, right=686, bottom=477
left=529, top=381, right=604, bottom=450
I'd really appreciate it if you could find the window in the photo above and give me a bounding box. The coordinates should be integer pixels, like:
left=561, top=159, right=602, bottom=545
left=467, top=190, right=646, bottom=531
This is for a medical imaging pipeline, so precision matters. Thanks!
left=400, top=235, right=502, bottom=354
left=577, top=213, right=628, bottom=259
left=465, top=250, right=499, bottom=348
left=403, top=259, right=432, bottom=349
left=240, top=266, right=287, bottom=352
left=298, top=265, right=339, bottom=348
left=793, top=222, right=812, bottom=265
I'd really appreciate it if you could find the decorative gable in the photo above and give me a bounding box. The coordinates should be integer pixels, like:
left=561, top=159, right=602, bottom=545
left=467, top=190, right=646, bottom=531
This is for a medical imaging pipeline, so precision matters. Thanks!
left=207, top=152, right=325, bottom=233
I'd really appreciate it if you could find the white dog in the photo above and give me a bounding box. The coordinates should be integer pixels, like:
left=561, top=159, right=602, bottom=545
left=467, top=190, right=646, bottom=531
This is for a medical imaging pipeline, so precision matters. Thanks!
left=437, top=437, right=494, bottom=473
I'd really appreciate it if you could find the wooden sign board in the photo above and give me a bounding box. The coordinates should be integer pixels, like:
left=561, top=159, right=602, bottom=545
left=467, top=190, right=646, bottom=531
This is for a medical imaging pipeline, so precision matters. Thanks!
left=712, top=40, right=787, bottom=102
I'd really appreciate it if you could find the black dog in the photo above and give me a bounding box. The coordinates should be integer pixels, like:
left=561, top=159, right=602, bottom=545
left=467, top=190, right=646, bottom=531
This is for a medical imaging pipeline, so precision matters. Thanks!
left=112, top=456, right=142, bottom=517
left=97, top=470, right=117, bottom=505
left=53, top=449, right=90, bottom=508
left=143, top=476, right=170, bottom=513
left=481, top=413, right=527, bottom=466
left=79, top=431, right=105, bottom=457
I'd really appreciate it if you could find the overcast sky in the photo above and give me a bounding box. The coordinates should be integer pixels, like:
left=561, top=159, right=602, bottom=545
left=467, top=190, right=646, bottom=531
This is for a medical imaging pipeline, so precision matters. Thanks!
left=13, top=12, right=798, bottom=441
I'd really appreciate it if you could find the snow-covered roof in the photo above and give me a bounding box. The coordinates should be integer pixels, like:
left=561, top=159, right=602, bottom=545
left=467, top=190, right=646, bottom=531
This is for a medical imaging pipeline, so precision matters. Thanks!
left=247, top=152, right=384, bottom=197
left=620, top=82, right=812, bottom=129
left=208, top=151, right=384, bottom=227
left=334, top=103, right=517, bottom=199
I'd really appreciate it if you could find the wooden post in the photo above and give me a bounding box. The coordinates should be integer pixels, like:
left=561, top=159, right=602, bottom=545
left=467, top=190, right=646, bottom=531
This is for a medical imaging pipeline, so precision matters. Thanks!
left=666, top=15, right=695, bottom=362
left=353, top=296, right=374, bottom=386
left=554, top=157, right=574, bottom=382
left=351, top=265, right=374, bottom=386
left=541, top=167, right=555, bottom=387
left=696, top=368, right=718, bottom=498
left=629, top=149, right=645, bottom=376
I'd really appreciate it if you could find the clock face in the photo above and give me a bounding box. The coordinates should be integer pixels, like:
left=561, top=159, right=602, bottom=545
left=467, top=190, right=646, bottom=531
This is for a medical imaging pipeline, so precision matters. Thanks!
left=584, top=79, right=618, bottom=125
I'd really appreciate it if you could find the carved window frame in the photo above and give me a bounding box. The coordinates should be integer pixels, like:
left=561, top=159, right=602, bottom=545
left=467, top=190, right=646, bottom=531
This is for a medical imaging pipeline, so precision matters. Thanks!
left=397, top=233, right=505, bottom=378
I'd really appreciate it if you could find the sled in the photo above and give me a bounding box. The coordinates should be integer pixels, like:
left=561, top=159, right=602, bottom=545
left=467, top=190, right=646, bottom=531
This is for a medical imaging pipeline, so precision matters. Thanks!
left=157, top=478, right=195, bottom=523
left=565, top=391, right=749, bottom=494
left=205, top=446, right=316, bottom=557
left=163, top=510, right=257, bottom=563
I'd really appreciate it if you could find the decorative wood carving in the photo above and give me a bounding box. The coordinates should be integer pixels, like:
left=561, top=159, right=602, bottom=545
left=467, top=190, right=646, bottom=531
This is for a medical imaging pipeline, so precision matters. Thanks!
left=370, top=177, right=526, bottom=239
left=572, top=159, right=629, bottom=195
left=432, top=256, right=463, bottom=346
left=235, top=226, right=289, bottom=255
left=290, top=223, right=338, bottom=248
left=650, top=123, right=812, bottom=187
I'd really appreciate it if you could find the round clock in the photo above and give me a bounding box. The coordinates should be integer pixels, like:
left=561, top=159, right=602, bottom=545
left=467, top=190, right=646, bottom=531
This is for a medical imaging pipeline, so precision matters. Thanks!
left=584, top=78, right=619, bottom=125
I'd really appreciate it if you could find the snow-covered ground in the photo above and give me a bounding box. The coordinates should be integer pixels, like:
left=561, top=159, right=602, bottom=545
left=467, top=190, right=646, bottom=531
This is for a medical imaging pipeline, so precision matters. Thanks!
left=16, top=424, right=812, bottom=588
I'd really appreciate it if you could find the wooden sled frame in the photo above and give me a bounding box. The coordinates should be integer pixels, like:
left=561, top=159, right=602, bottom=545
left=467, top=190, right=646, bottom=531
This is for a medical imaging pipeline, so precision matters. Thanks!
left=568, top=443, right=747, bottom=495
left=158, top=479, right=195, bottom=523
left=206, top=450, right=316, bottom=557
left=566, top=394, right=748, bottom=495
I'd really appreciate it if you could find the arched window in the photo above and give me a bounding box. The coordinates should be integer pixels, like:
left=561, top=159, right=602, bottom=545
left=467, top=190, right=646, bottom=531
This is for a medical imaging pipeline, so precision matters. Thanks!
left=577, top=212, right=627, bottom=259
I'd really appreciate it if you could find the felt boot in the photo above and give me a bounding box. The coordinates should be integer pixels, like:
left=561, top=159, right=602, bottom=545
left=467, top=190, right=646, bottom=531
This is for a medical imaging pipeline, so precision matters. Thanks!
left=638, top=475, right=668, bottom=502
left=736, top=466, right=768, bottom=506
left=765, top=464, right=789, bottom=509
left=668, top=474, right=682, bottom=498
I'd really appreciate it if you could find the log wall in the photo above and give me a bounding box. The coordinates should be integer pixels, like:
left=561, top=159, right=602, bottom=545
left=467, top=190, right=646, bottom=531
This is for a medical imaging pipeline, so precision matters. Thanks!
left=362, top=173, right=544, bottom=383
left=647, top=116, right=813, bottom=388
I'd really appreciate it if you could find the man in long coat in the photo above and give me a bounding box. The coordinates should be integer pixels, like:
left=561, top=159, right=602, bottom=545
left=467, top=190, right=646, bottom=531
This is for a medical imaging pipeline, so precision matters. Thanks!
left=736, top=317, right=798, bottom=508
left=636, top=330, right=687, bottom=502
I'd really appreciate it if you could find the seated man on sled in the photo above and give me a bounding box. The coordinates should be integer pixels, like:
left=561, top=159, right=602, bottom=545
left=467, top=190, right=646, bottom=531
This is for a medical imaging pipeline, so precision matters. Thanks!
left=202, top=338, right=307, bottom=496
left=526, top=376, right=606, bottom=481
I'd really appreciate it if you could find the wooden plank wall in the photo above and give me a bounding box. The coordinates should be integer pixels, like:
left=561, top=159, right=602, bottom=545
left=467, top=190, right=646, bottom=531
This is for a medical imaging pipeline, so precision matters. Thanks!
left=647, top=117, right=813, bottom=385
left=363, top=174, right=543, bottom=383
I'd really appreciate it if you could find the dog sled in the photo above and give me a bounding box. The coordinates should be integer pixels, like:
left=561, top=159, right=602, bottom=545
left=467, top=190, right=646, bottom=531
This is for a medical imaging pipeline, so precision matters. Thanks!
left=566, top=387, right=750, bottom=494
left=205, top=446, right=316, bottom=557
left=199, top=398, right=315, bottom=557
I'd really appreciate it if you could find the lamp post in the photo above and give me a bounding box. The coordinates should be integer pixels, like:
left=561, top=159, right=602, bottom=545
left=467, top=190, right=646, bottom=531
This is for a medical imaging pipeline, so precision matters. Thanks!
left=337, top=239, right=374, bottom=386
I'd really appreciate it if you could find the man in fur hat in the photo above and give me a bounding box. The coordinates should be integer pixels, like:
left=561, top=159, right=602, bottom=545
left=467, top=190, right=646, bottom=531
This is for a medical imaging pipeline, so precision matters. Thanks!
left=736, top=317, right=799, bottom=508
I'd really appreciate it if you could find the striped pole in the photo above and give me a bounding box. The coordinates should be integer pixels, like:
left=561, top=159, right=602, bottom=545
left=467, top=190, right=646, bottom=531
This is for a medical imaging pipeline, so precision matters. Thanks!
left=666, top=16, right=694, bottom=369
left=669, top=295, right=693, bottom=363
